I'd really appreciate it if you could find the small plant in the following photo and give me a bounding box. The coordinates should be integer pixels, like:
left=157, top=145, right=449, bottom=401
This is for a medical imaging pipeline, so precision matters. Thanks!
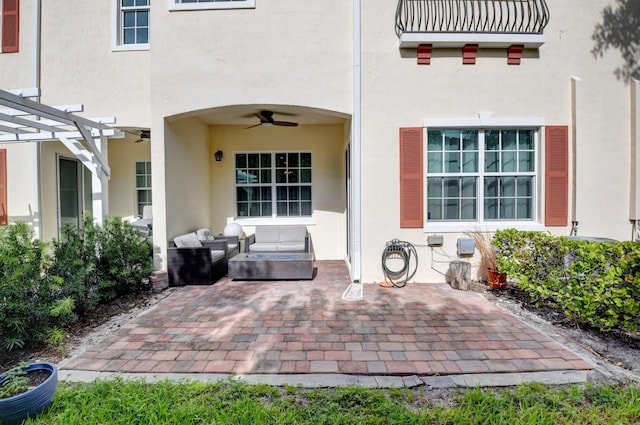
left=465, top=229, right=499, bottom=283
left=0, top=363, right=29, bottom=398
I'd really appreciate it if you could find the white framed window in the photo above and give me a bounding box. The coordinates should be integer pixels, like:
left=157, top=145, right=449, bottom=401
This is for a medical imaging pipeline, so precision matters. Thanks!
left=235, top=152, right=312, bottom=218
left=426, top=128, right=537, bottom=226
left=114, top=0, right=150, bottom=50
left=170, top=0, right=255, bottom=11
left=135, top=161, right=152, bottom=217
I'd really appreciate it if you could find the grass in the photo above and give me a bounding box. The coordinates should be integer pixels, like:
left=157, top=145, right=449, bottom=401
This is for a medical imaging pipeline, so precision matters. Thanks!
left=25, top=379, right=640, bottom=424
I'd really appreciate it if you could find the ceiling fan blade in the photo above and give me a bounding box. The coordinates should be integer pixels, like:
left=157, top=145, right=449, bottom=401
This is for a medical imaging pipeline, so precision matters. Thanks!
left=273, top=121, right=299, bottom=127
left=254, top=112, right=268, bottom=122
left=244, top=123, right=263, bottom=129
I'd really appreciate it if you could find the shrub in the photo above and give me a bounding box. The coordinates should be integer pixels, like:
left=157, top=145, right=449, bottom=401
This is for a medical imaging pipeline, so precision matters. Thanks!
left=50, top=214, right=153, bottom=310
left=0, top=223, right=74, bottom=351
left=495, top=229, right=640, bottom=333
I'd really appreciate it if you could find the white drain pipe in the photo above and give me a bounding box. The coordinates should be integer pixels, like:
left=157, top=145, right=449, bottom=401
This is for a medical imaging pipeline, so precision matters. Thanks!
left=351, top=0, right=362, bottom=282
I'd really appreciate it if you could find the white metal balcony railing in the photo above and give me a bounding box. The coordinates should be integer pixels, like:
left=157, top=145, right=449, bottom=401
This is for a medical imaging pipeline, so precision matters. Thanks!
left=395, top=0, right=550, bottom=37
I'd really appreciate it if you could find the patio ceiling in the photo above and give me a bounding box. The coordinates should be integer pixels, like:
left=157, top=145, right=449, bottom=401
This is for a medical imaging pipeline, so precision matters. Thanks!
left=0, top=88, right=122, bottom=178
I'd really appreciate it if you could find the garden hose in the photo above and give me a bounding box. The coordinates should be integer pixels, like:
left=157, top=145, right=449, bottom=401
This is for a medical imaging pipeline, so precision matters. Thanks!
left=381, top=239, right=418, bottom=288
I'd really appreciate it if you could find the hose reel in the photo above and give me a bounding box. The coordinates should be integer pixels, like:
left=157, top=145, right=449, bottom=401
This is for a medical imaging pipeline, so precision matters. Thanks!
left=381, top=239, right=418, bottom=288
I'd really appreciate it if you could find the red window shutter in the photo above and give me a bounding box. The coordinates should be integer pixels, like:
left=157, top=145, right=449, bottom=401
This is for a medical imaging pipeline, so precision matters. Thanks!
left=545, top=126, right=568, bottom=226
left=2, top=0, right=19, bottom=53
left=400, top=127, right=424, bottom=228
left=0, top=149, right=7, bottom=225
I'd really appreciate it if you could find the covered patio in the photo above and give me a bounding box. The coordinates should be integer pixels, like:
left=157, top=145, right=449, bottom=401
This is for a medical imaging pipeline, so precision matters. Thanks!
left=59, top=260, right=592, bottom=385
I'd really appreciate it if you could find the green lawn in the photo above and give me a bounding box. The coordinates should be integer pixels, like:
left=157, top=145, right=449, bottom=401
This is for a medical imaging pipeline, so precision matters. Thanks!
left=26, top=379, right=640, bottom=424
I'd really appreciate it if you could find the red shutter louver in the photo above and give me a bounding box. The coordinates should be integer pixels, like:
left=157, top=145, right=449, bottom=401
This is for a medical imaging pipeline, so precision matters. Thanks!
left=0, top=149, right=7, bottom=225
left=545, top=126, right=569, bottom=226
left=400, top=127, right=424, bottom=228
left=2, top=0, right=19, bottom=53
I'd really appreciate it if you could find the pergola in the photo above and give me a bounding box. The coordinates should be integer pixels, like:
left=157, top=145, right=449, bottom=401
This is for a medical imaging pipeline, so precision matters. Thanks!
left=0, top=88, right=122, bottom=225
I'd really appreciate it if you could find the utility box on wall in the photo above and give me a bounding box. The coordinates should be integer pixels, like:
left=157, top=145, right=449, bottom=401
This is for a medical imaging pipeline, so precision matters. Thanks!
left=457, top=237, right=475, bottom=256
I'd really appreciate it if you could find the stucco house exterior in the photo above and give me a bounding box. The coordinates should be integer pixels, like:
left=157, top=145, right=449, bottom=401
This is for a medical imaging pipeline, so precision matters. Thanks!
left=0, top=0, right=638, bottom=284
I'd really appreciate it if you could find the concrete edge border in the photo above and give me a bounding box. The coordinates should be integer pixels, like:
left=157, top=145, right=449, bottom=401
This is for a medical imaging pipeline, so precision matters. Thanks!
left=58, top=369, right=589, bottom=389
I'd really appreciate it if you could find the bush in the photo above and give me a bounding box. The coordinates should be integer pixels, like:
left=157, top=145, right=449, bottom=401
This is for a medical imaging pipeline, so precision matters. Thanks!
left=495, top=229, right=640, bottom=333
left=50, top=215, right=153, bottom=310
left=0, top=223, right=74, bottom=351
left=0, top=216, right=153, bottom=353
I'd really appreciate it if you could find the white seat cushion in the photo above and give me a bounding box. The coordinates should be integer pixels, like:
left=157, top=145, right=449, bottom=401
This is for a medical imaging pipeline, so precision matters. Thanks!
left=249, top=243, right=278, bottom=252
left=210, top=250, right=226, bottom=263
left=277, top=243, right=305, bottom=252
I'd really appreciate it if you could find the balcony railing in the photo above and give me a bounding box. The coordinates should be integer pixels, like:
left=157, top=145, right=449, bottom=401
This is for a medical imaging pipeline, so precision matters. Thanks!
left=395, top=0, right=550, bottom=37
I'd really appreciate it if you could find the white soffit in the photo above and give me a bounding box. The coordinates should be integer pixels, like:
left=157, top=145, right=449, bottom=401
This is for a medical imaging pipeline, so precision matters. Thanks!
left=0, top=89, right=122, bottom=178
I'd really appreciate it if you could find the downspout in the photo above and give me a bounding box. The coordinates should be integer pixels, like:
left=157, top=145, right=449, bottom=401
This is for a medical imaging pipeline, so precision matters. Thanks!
left=32, top=0, right=42, bottom=239
left=351, top=0, right=362, bottom=282
left=570, top=77, right=580, bottom=236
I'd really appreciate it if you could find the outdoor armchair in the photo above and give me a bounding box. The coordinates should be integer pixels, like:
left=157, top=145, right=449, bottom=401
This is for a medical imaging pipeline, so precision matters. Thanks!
left=167, top=232, right=228, bottom=286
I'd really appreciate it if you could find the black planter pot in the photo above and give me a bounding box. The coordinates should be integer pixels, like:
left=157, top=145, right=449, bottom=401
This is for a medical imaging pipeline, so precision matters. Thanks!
left=0, top=362, right=58, bottom=425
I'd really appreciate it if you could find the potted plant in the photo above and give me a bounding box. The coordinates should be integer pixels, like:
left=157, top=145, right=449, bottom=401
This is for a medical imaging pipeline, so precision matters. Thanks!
left=466, top=230, right=508, bottom=289
left=0, top=362, right=59, bottom=425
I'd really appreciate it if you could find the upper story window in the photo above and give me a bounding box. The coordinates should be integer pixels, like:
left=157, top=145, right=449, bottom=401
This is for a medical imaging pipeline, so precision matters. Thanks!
left=170, top=0, right=255, bottom=11
left=115, top=0, right=149, bottom=50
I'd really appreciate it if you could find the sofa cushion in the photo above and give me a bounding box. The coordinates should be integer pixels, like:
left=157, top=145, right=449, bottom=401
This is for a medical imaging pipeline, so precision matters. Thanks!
left=249, top=242, right=279, bottom=252
left=255, top=226, right=281, bottom=243
left=174, top=232, right=203, bottom=248
left=210, top=250, right=226, bottom=263
left=277, top=242, right=305, bottom=252
left=279, top=226, right=307, bottom=243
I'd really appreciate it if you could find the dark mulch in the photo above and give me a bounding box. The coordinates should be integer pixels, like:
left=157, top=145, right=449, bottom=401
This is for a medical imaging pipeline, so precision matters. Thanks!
left=0, top=291, right=158, bottom=374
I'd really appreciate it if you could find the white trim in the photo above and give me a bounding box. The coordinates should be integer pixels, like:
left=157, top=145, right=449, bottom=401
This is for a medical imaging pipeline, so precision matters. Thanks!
left=169, top=0, right=255, bottom=11
left=423, top=113, right=544, bottom=129
left=111, top=44, right=150, bottom=52
left=424, top=222, right=545, bottom=233
left=399, top=32, right=545, bottom=49
left=234, top=217, right=316, bottom=226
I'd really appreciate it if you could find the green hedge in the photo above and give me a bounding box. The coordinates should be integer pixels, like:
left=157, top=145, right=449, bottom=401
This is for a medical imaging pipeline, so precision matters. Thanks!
left=0, top=217, right=153, bottom=352
left=494, top=229, right=640, bottom=333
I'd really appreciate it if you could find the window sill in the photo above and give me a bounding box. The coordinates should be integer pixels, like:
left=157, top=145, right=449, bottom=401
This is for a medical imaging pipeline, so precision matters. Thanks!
left=235, top=217, right=316, bottom=226
left=399, top=32, right=545, bottom=49
left=112, top=44, right=150, bottom=52
left=169, top=0, right=255, bottom=11
left=424, top=221, right=546, bottom=233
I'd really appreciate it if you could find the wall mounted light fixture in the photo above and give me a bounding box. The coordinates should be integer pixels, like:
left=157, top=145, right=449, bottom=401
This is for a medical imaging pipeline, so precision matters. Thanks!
left=214, top=150, right=223, bottom=162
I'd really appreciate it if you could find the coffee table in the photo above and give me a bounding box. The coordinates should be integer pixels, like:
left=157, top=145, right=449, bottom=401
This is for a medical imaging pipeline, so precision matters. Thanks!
left=228, top=253, right=314, bottom=280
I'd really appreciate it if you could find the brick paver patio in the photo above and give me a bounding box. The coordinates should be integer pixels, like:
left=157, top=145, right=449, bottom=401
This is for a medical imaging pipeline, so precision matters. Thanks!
left=61, top=260, right=592, bottom=376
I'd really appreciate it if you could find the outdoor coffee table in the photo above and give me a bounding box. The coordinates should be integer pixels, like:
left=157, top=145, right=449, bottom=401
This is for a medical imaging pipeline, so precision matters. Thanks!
left=228, top=253, right=314, bottom=280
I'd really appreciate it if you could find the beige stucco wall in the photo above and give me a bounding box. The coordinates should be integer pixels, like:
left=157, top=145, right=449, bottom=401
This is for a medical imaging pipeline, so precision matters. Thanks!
left=4, top=144, right=37, bottom=225
left=38, top=0, right=151, bottom=126
left=108, top=137, right=152, bottom=221
left=149, top=0, right=352, bottom=120
left=358, top=0, right=633, bottom=283
left=0, top=0, right=35, bottom=89
left=208, top=124, right=347, bottom=261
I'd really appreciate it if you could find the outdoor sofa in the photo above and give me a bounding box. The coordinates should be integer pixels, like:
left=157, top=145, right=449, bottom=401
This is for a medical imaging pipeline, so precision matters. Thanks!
left=245, top=225, right=311, bottom=253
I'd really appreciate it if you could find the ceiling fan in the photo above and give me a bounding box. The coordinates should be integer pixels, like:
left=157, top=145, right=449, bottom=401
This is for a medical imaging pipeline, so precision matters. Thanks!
left=245, top=110, right=298, bottom=129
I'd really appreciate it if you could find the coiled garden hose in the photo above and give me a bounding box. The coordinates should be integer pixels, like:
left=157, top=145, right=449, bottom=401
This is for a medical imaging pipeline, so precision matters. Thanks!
left=381, top=239, right=418, bottom=288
